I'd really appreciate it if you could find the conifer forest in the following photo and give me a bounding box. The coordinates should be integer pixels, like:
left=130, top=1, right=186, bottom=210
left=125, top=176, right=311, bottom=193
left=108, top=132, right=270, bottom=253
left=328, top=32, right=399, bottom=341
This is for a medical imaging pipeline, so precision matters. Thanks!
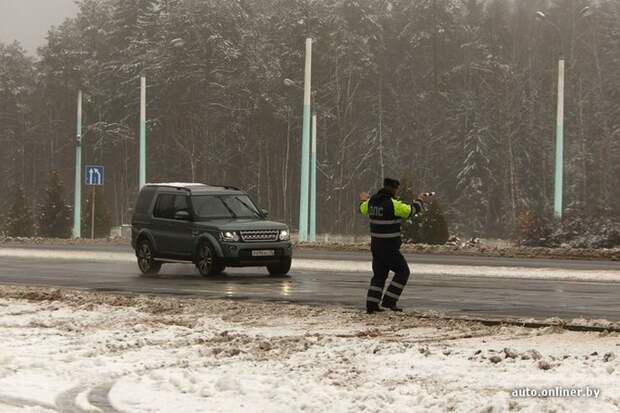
left=1, top=0, right=619, bottom=238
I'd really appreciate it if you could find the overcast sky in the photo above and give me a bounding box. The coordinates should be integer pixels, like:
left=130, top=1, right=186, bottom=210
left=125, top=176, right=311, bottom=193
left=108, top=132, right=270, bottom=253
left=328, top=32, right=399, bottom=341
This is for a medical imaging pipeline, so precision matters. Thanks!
left=0, top=0, right=78, bottom=54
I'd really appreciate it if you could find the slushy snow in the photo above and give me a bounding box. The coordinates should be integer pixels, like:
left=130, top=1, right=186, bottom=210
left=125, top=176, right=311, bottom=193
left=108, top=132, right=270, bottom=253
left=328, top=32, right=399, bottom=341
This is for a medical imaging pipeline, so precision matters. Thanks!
left=0, top=286, right=618, bottom=412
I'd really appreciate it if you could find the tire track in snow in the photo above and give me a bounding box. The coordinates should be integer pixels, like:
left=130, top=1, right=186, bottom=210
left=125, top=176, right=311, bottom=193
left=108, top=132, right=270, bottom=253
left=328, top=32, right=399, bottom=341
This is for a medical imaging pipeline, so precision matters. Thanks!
left=88, top=382, right=121, bottom=413
left=0, top=394, right=56, bottom=410
left=56, top=383, right=121, bottom=413
left=55, top=386, right=89, bottom=413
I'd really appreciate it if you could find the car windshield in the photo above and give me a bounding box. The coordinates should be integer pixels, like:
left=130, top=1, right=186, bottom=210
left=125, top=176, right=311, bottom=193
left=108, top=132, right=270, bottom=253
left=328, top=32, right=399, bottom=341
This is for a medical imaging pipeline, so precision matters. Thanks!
left=192, top=195, right=262, bottom=219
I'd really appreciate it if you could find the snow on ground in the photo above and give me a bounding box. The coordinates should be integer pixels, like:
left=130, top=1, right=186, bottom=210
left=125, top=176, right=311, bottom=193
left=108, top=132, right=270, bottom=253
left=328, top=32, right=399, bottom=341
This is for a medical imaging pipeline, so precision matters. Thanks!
left=1, top=247, right=619, bottom=282
left=2, top=237, right=619, bottom=261
left=0, top=286, right=618, bottom=413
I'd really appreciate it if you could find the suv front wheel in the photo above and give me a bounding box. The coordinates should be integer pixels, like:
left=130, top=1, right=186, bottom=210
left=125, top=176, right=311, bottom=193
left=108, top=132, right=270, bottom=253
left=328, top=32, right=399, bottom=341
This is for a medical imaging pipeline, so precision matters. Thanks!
left=136, top=238, right=162, bottom=275
left=196, top=241, right=225, bottom=277
left=267, top=258, right=292, bottom=277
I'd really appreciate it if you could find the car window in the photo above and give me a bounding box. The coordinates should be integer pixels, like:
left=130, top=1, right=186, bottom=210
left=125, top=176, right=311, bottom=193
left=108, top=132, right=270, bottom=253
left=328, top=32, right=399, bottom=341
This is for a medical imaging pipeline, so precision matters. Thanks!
left=135, top=188, right=156, bottom=214
left=174, top=195, right=189, bottom=214
left=223, top=195, right=261, bottom=217
left=192, top=195, right=261, bottom=219
left=153, top=194, right=175, bottom=219
left=192, top=196, right=230, bottom=219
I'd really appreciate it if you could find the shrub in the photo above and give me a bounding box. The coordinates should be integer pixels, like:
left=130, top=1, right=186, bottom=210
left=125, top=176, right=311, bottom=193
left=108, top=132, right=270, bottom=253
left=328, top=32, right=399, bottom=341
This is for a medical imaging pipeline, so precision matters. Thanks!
left=400, top=186, right=450, bottom=245
left=516, top=210, right=620, bottom=249
left=516, top=209, right=553, bottom=247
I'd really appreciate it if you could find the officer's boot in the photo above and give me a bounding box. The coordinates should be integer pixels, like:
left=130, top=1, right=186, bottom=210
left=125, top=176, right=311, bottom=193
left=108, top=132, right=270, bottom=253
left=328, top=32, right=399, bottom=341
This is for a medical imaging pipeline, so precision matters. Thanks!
left=366, top=306, right=385, bottom=315
left=381, top=264, right=410, bottom=312
left=366, top=282, right=386, bottom=314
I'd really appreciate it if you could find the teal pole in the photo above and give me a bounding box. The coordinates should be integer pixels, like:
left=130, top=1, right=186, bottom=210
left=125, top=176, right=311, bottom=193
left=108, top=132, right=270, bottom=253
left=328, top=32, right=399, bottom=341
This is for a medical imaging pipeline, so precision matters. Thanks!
left=139, top=76, right=146, bottom=188
left=309, top=114, right=317, bottom=242
left=298, top=39, right=312, bottom=242
left=73, top=90, right=82, bottom=238
left=554, top=58, right=564, bottom=219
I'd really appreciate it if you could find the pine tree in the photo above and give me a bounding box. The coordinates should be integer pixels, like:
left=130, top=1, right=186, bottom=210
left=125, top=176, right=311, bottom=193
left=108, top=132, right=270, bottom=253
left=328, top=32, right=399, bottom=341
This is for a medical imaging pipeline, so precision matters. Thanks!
left=38, top=171, right=72, bottom=238
left=1, top=0, right=620, bottom=239
left=7, top=187, right=35, bottom=237
left=456, top=125, right=491, bottom=236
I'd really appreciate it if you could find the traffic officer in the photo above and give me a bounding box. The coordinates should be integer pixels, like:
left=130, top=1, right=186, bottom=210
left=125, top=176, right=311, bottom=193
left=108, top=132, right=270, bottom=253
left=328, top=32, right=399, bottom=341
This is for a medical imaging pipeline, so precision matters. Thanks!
left=359, top=178, right=427, bottom=314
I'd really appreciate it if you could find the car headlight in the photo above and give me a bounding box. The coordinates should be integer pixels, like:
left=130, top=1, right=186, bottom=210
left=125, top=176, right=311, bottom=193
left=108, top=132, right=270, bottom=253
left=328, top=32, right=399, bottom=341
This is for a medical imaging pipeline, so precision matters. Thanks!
left=220, top=231, right=239, bottom=242
left=279, top=229, right=290, bottom=241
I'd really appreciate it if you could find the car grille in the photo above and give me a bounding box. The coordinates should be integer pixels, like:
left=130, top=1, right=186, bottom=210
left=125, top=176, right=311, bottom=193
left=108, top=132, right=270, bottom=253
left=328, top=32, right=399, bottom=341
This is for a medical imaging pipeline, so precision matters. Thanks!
left=239, top=230, right=279, bottom=242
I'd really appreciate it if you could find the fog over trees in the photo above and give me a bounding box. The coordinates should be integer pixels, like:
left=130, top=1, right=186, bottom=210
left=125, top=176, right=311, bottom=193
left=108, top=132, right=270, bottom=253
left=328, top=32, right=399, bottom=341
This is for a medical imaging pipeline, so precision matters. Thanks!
left=0, top=0, right=619, bottom=238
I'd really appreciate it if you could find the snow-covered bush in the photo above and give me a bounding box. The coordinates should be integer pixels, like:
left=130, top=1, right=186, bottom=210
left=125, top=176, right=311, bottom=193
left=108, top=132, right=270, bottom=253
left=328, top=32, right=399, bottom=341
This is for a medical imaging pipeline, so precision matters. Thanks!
left=402, top=199, right=450, bottom=245
left=517, top=210, right=620, bottom=249
left=516, top=210, right=553, bottom=247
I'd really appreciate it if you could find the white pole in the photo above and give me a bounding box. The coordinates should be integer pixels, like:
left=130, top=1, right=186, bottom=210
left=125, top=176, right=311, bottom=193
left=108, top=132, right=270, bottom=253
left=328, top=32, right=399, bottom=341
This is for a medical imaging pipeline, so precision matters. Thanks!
left=73, top=90, right=82, bottom=238
left=310, top=114, right=317, bottom=242
left=298, top=39, right=312, bottom=242
left=554, top=58, right=565, bottom=219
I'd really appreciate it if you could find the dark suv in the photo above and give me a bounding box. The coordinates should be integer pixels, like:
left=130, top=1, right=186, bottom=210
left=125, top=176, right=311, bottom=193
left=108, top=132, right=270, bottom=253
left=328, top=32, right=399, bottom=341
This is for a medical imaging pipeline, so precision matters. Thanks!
left=131, top=183, right=292, bottom=277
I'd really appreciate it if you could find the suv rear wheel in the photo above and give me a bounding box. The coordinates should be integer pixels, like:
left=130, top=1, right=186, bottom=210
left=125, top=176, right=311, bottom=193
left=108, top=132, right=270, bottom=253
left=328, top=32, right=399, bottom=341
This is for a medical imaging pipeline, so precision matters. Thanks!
left=267, top=258, right=292, bottom=277
left=136, top=238, right=162, bottom=275
left=196, top=241, right=225, bottom=277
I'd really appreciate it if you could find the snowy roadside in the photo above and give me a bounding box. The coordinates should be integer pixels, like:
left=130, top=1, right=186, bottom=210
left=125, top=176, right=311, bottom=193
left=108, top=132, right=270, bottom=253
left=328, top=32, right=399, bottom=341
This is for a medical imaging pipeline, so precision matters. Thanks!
left=2, top=237, right=619, bottom=261
left=298, top=241, right=620, bottom=261
left=1, top=247, right=619, bottom=282
left=0, top=286, right=618, bottom=413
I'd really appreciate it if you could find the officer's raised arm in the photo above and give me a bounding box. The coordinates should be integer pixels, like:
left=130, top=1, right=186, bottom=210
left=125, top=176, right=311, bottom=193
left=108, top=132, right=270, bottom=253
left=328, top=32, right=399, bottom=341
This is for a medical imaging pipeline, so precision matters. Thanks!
left=392, top=199, right=413, bottom=219
left=359, top=192, right=369, bottom=215
left=392, top=195, right=426, bottom=220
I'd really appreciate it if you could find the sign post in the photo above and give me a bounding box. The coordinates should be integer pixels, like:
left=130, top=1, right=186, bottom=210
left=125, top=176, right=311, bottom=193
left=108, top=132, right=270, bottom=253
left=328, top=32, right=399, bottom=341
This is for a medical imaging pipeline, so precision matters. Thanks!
left=91, top=188, right=96, bottom=239
left=85, top=165, right=104, bottom=239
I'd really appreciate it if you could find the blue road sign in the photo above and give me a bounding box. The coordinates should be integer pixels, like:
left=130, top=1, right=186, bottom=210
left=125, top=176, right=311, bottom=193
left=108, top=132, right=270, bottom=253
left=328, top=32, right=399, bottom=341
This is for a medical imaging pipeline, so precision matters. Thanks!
left=85, top=165, right=104, bottom=186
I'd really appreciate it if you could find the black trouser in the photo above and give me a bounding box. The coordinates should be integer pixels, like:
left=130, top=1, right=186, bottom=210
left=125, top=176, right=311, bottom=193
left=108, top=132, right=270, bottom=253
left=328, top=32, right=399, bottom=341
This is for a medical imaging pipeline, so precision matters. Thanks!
left=366, top=238, right=410, bottom=310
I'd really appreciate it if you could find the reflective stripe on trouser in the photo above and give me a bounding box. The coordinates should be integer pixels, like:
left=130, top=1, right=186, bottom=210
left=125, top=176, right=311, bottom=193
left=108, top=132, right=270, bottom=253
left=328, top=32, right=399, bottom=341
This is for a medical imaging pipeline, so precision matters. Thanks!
left=367, top=240, right=410, bottom=310
left=381, top=257, right=410, bottom=307
left=370, top=232, right=401, bottom=238
left=366, top=285, right=383, bottom=308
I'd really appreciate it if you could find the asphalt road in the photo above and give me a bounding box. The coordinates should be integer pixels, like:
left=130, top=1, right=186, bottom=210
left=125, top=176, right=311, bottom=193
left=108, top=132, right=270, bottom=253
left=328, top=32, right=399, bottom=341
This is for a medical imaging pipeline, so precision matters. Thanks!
left=0, top=244, right=619, bottom=322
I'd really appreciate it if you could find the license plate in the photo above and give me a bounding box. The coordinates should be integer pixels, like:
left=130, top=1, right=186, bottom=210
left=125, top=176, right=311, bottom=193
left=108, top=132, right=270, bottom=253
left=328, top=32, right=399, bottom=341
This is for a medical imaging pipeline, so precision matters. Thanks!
left=252, top=250, right=275, bottom=257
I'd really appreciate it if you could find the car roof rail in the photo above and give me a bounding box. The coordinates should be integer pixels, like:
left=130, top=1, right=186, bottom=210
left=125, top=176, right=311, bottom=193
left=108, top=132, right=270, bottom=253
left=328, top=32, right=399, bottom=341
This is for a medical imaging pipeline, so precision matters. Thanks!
left=145, top=183, right=204, bottom=192
left=145, top=183, right=241, bottom=192
left=211, top=184, right=240, bottom=191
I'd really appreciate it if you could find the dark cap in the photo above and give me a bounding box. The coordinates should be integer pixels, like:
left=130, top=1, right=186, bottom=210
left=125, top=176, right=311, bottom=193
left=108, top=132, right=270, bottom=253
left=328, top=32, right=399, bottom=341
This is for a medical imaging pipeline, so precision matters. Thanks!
left=383, top=177, right=400, bottom=189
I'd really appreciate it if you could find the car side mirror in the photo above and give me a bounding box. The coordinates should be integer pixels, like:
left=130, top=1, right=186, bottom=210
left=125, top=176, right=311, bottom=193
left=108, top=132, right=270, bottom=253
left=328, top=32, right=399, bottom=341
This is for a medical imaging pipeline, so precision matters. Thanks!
left=261, top=209, right=269, bottom=218
left=174, top=210, right=191, bottom=221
